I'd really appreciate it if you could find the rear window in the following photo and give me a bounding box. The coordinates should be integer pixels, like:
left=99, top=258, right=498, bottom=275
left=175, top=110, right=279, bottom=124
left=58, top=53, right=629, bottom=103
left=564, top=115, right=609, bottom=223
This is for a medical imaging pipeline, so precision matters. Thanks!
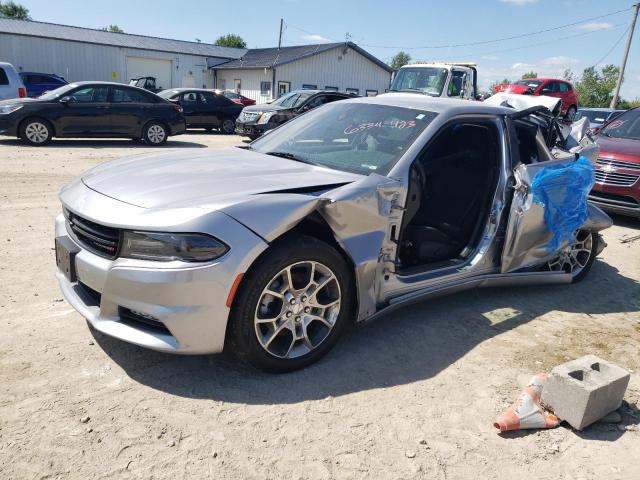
left=0, top=68, right=8, bottom=86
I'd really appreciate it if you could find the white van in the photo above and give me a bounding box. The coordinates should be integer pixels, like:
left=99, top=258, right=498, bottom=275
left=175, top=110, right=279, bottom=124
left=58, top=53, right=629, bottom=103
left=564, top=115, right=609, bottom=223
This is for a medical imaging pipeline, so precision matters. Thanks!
left=0, top=62, right=26, bottom=100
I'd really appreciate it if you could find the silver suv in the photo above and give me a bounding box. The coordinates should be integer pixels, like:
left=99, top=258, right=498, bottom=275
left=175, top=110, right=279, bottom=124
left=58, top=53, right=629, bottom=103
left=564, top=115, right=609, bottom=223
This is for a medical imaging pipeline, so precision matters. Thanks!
left=0, top=62, right=26, bottom=100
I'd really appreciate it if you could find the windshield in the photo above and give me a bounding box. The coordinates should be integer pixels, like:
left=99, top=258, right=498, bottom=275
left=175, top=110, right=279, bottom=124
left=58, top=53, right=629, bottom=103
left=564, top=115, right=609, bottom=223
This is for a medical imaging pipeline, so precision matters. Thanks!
left=250, top=101, right=437, bottom=175
left=223, top=91, right=240, bottom=99
left=575, top=110, right=610, bottom=124
left=602, top=109, right=640, bottom=140
left=390, top=67, right=448, bottom=96
left=514, top=80, right=542, bottom=89
left=38, top=83, right=80, bottom=100
left=271, top=91, right=312, bottom=108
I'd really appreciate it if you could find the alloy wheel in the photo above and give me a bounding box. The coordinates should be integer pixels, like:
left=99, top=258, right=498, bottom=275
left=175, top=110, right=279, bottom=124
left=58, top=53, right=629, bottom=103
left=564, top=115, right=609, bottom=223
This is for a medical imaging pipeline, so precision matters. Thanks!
left=254, top=260, right=341, bottom=359
left=25, top=122, right=49, bottom=144
left=147, top=124, right=166, bottom=144
left=222, top=119, right=235, bottom=134
left=547, top=230, right=593, bottom=276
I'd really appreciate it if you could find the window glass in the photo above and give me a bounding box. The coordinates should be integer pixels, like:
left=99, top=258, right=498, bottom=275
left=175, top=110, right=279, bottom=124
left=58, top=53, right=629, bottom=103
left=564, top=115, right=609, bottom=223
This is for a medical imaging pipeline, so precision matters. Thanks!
left=251, top=102, right=438, bottom=176
left=346, top=88, right=359, bottom=95
left=181, top=91, right=198, bottom=105
left=0, top=68, right=8, bottom=86
left=325, top=86, right=339, bottom=92
left=260, top=81, right=271, bottom=96
left=200, top=92, right=228, bottom=106
left=602, top=109, right=640, bottom=140
left=305, top=95, right=329, bottom=109
left=558, top=82, right=569, bottom=92
left=302, top=84, right=317, bottom=89
left=366, top=90, right=378, bottom=97
left=112, top=87, right=150, bottom=103
left=390, top=67, right=448, bottom=96
left=271, top=91, right=313, bottom=108
left=514, top=80, right=542, bottom=89
left=447, top=71, right=465, bottom=97
left=68, top=86, right=109, bottom=102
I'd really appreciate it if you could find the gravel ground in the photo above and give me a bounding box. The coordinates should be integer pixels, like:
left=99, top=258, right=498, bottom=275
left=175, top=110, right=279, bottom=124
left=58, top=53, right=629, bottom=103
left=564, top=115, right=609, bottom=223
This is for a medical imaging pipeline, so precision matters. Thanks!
left=0, top=133, right=639, bottom=480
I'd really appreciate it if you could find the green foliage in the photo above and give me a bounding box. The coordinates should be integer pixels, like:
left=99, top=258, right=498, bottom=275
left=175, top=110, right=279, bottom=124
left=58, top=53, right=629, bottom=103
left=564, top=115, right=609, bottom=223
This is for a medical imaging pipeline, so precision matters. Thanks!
left=390, top=51, right=411, bottom=70
left=102, top=25, right=124, bottom=33
left=575, top=64, right=620, bottom=108
left=489, top=78, right=511, bottom=92
left=521, top=71, right=537, bottom=79
left=214, top=34, right=247, bottom=49
left=0, top=1, right=31, bottom=20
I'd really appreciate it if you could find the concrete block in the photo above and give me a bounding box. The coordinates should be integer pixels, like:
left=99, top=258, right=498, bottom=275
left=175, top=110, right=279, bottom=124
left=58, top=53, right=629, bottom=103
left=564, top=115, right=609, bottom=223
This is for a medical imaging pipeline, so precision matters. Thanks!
left=540, top=355, right=630, bottom=430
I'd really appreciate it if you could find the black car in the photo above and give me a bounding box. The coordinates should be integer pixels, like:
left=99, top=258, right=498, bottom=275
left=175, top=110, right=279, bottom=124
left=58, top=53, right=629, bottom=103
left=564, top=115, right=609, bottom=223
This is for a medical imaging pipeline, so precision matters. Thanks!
left=158, top=88, right=243, bottom=134
left=0, top=81, right=185, bottom=146
left=235, top=90, right=353, bottom=139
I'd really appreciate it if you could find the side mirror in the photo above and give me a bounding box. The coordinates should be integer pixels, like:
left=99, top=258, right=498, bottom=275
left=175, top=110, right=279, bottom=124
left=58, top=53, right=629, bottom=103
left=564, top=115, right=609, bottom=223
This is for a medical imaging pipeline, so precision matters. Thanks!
left=59, top=96, right=74, bottom=104
left=540, top=88, right=551, bottom=95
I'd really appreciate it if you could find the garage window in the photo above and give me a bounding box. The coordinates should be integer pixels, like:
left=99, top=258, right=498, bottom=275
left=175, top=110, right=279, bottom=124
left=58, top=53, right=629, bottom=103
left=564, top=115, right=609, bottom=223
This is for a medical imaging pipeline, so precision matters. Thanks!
left=366, top=90, right=378, bottom=97
left=325, top=86, right=339, bottom=91
left=346, top=88, right=359, bottom=95
left=302, top=84, right=317, bottom=90
left=260, top=81, right=271, bottom=96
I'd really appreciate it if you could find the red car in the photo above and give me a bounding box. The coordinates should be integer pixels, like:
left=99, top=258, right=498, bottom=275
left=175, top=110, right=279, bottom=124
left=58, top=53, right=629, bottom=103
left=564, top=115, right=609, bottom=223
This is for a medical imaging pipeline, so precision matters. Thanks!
left=495, top=78, right=578, bottom=119
left=588, top=107, right=640, bottom=219
left=215, top=90, right=256, bottom=106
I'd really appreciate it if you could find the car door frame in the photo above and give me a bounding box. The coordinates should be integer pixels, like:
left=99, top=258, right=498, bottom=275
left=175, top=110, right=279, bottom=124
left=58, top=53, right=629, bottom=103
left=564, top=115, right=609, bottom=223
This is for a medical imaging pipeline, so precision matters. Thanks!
left=179, top=90, right=201, bottom=127
left=107, top=85, right=154, bottom=136
left=53, top=84, right=111, bottom=136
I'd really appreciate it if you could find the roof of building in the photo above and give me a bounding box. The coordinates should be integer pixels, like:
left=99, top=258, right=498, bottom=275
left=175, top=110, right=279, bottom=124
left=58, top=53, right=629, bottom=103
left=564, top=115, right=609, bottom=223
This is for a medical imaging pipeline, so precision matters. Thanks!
left=0, top=18, right=246, bottom=59
left=215, top=42, right=393, bottom=72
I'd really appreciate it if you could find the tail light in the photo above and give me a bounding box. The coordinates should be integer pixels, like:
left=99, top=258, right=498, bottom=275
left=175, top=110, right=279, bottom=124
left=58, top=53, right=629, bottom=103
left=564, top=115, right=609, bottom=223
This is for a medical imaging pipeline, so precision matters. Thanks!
left=18, top=87, right=26, bottom=98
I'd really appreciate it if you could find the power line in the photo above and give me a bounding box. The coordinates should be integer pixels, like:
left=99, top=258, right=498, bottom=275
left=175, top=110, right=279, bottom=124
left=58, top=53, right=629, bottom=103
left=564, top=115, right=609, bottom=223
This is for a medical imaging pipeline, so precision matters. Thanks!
left=591, top=25, right=631, bottom=67
left=358, top=7, right=631, bottom=49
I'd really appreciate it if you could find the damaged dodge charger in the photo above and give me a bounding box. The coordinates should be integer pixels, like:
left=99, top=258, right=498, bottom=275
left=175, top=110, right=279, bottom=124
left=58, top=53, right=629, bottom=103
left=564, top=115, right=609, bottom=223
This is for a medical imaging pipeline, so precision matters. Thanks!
left=54, top=94, right=612, bottom=372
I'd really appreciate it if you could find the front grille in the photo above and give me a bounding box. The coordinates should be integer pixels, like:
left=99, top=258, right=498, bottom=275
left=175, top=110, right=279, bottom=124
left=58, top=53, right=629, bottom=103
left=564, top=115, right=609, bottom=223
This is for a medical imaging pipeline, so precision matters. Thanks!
left=118, top=307, right=172, bottom=336
left=594, top=170, right=640, bottom=187
left=66, top=211, right=120, bottom=259
left=596, top=158, right=640, bottom=172
left=238, top=111, right=260, bottom=122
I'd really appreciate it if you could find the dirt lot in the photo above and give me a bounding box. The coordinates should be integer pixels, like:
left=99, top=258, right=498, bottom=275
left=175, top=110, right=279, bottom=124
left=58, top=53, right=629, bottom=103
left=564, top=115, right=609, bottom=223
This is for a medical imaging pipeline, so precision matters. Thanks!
left=0, top=133, right=639, bottom=480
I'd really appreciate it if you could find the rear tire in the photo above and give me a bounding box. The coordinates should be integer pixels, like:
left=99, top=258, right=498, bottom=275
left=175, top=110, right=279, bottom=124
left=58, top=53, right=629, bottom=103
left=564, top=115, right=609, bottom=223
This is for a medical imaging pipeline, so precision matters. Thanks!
left=20, top=118, right=53, bottom=146
left=227, top=234, right=355, bottom=373
left=142, top=121, right=168, bottom=146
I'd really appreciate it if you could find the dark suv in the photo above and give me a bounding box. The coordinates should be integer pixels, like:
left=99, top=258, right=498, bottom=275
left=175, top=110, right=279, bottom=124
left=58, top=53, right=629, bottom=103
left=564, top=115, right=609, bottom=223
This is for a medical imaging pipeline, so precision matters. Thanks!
left=235, top=90, right=353, bottom=139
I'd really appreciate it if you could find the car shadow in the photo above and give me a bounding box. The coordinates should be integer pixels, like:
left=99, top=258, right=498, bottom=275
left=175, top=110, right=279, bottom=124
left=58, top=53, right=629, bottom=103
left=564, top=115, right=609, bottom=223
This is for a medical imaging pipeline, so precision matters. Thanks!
left=0, top=138, right=207, bottom=148
left=92, top=260, right=638, bottom=404
left=609, top=213, right=640, bottom=230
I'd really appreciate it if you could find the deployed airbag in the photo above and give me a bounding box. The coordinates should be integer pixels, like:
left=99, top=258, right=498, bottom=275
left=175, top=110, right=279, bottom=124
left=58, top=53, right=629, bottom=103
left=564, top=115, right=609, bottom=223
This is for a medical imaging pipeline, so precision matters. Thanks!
left=531, top=157, right=595, bottom=251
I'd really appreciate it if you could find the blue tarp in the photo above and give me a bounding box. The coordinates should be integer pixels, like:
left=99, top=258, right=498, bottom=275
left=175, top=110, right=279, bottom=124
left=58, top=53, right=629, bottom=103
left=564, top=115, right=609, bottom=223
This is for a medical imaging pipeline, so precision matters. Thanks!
left=531, top=157, right=596, bottom=251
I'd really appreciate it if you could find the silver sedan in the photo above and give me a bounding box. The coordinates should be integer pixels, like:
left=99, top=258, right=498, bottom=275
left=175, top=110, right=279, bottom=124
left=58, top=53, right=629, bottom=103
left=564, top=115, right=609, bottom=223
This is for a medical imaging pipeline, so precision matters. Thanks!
left=55, top=95, right=611, bottom=372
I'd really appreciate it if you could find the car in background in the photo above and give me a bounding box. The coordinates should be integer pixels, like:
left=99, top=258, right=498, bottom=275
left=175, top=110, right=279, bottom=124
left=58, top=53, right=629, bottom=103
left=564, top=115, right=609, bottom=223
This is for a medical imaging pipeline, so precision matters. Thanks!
left=19, top=72, right=67, bottom=98
left=494, top=78, right=578, bottom=120
left=235, top=89, right=352, bottom=139
left=158, top=88, right=243, bottom=134
left=589, top=107, right=640, bottom=219
left=216, top=89, right=256, bottom=106
left=0, top=62, right=26, bottom=100
left=576, top=107, right=625, bottom=130
left=0, top=81, right=185, bottom=146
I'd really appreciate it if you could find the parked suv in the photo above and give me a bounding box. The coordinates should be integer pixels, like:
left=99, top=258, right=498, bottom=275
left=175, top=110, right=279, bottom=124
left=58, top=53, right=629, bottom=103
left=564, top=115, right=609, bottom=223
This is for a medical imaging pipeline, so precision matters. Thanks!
left=0, top=62, right=26, bottom=100
left=495, top=78, right=578, bottom=120
left=19, top=72, right=67, bottom=98
left=236, top=90, right=352, bottom=139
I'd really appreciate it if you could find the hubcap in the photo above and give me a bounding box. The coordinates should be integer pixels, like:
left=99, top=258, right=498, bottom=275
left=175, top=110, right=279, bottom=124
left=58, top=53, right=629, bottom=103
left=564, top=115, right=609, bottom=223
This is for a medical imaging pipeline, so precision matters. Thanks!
left=25, top=122, right=48, bottom=143
left=255, top=261, right=341, bottom=359
left=147, top=125, right=166, bottom=143
left=547, top=231, right=592, bottom=276
left=223, top=119, right=235, bottom=133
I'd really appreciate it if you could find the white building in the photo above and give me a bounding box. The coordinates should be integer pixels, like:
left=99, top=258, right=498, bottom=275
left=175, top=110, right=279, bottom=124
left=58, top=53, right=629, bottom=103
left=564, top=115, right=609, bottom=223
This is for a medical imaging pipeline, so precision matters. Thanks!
left=0, top=18, right=392, bottom=100
left=214, top=43, right=394, bottom=102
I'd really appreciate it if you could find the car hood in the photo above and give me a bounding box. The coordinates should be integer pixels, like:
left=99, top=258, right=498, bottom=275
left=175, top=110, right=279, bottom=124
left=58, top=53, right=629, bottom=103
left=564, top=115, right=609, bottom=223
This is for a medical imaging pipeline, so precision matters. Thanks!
left=81, top=148, right=362, bottom=210
left=596, top=134, right=640, bottom=161
left=495, top=84, right=531, bottom=95
left=241, top=103, right=287, bottom=113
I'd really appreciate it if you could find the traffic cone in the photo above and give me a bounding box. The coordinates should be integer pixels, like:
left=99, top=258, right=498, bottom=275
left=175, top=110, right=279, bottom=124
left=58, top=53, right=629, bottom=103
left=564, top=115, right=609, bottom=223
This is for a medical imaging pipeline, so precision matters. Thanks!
left=494, top=373, right=561, bottom=432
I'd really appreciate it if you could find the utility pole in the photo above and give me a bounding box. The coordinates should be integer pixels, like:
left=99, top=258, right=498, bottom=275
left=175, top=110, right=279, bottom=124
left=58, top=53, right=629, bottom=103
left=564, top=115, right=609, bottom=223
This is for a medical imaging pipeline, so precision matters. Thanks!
left=278, top=18, right=284, bottom=50
left=610, top=3, right=639, bottom=109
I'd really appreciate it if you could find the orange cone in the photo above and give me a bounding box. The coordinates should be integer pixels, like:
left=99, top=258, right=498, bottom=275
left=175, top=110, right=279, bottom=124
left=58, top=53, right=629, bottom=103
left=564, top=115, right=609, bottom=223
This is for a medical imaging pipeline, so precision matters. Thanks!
left=494, top=373, right=561, bottom=432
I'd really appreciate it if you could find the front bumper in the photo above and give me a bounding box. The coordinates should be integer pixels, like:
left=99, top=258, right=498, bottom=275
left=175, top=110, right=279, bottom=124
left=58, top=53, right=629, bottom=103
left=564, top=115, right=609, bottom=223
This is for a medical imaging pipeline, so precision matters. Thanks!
left=54, top=203, right=267, bottom=354
left=0, top=115, right=20, bottom=136
left=235, top=120, right=267, bottom=138
left=590, top=183, right=640, bottom=219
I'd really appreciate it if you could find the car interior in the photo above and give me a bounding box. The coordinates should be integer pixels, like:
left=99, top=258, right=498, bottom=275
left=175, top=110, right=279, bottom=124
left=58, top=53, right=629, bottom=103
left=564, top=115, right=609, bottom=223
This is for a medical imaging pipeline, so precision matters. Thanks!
left=397, top=121, right=500, bottom=270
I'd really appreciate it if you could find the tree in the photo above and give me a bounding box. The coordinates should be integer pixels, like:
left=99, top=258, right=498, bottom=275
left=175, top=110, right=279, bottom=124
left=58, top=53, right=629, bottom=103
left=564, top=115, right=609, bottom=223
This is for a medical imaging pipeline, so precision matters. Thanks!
left=0, top=1, right=31, bottom=20
left=390, top=51, right=411, bottom=70
left=574, top=64, right=620, bottom=108
left=214, top=34, right=246, bottom=49
left=521, top=71, right=537, bottom=79
left=489, top=78, right=511, bottom=93
left=562, top=68, right=575, bottom=83
left=101, top=24, right=124, bottom=33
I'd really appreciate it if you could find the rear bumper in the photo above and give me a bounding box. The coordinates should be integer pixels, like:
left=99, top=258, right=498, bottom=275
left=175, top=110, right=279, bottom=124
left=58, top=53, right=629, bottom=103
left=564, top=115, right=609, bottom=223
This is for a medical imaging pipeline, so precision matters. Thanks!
left=168, top=118, right=186, bottom=136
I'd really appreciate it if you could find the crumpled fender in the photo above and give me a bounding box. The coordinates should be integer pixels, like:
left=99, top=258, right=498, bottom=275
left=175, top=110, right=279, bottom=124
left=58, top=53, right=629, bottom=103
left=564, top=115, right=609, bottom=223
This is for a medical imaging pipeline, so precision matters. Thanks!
left=581, top=203, right=613, bottom=232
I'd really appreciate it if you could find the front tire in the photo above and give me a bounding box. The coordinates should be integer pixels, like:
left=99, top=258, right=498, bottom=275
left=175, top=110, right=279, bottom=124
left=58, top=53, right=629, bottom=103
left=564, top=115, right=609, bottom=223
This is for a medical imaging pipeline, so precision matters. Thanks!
left=228, top=235, right=355, bottom=372
left=546, top=230, right=598, bottom=283
left=20, top=118, right=53, bottom=146
left=221, top=118, right=235, bottom=134
left=142, top=121, right=168, bottom=146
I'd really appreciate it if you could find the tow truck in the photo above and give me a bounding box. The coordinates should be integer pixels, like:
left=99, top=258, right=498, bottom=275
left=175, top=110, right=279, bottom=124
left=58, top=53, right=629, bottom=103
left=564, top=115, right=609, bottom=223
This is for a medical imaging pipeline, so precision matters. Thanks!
left=388, top=62, right=478, bottom=100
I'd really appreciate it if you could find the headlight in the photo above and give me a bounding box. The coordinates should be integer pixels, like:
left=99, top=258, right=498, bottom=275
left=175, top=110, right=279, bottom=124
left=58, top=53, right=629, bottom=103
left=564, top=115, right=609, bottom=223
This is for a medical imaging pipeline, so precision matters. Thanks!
left=257, top=112, right=275, bottom=124
left=120, top=231, right=229, bottom=262
left=0, top=104, right=23, bottom=115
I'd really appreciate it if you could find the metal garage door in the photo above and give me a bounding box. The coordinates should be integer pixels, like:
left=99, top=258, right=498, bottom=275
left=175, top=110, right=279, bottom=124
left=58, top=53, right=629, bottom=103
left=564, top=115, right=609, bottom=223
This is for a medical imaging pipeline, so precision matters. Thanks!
left=126, top=57, right=172, bottom=91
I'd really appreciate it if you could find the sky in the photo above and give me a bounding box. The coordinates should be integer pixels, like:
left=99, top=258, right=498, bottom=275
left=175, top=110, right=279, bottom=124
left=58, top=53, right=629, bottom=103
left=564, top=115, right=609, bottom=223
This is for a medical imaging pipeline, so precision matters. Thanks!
left=16, top=0, right=640, bottom=99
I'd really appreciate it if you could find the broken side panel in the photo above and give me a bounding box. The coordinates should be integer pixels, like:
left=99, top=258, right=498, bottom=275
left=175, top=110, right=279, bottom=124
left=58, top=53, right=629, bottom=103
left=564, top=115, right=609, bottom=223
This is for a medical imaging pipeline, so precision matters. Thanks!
left=320, top=174, right=403, bottom=320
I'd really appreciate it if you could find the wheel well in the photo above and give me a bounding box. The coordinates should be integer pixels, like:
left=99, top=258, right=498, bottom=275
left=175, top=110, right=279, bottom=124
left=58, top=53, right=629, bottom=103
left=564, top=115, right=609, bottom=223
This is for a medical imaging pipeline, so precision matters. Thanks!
left=19, top=116, right=56, bottom=137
